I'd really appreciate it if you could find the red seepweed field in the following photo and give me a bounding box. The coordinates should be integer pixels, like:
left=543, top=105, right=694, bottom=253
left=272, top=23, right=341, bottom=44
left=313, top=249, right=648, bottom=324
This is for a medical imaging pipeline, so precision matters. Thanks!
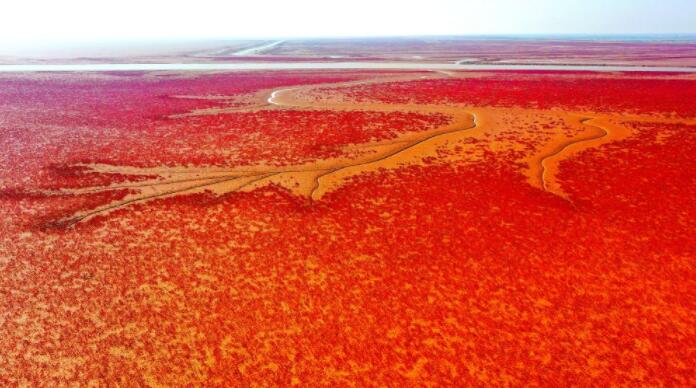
left=0, top=69, right=695, bottom=385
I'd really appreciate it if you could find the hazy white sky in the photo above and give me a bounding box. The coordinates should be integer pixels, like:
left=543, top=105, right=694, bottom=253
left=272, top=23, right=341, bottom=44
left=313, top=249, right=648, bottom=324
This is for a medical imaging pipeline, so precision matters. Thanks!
left=0, top=0, right=694, bottom=47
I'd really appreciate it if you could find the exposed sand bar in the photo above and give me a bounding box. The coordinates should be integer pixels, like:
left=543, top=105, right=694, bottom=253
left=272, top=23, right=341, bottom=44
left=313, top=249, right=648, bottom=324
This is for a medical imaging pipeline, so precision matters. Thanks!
left=231, top=40, right=285, bottom=56
left=1, top=62, right=695, bottom=72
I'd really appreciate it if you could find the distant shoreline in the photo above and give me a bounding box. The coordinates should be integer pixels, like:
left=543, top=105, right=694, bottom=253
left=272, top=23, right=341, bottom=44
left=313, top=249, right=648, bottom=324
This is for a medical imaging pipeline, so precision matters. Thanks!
left=1, top=62, right=694, bottom=73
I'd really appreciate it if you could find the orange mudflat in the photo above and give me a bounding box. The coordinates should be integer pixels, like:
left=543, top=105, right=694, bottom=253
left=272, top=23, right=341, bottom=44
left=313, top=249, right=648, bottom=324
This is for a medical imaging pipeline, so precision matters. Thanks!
left=1, top=70, right=694, bottom=386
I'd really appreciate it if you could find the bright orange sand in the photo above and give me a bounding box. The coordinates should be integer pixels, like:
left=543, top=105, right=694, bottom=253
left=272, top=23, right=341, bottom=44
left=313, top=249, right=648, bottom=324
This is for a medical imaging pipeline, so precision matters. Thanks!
left=0, top=70, right=694, bottom=385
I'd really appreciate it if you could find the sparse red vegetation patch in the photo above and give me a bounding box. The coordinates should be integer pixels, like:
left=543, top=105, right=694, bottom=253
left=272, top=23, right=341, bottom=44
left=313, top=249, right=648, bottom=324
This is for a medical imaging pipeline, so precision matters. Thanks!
left=323, top=71, right=696, bottom=117
left=0, top=71, right=383, bottom=190
left=269, top=38, right=696, bottom=67
left=91, top=109, right=451, bottom=168
left=0, top=69, right=694, bottom=386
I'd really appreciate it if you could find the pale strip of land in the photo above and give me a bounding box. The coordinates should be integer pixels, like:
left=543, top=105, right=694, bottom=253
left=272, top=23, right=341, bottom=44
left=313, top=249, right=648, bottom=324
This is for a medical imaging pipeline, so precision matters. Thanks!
left=231, top=40, right=285, bottom=56
left=1, top=62, right=695, bottom=72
